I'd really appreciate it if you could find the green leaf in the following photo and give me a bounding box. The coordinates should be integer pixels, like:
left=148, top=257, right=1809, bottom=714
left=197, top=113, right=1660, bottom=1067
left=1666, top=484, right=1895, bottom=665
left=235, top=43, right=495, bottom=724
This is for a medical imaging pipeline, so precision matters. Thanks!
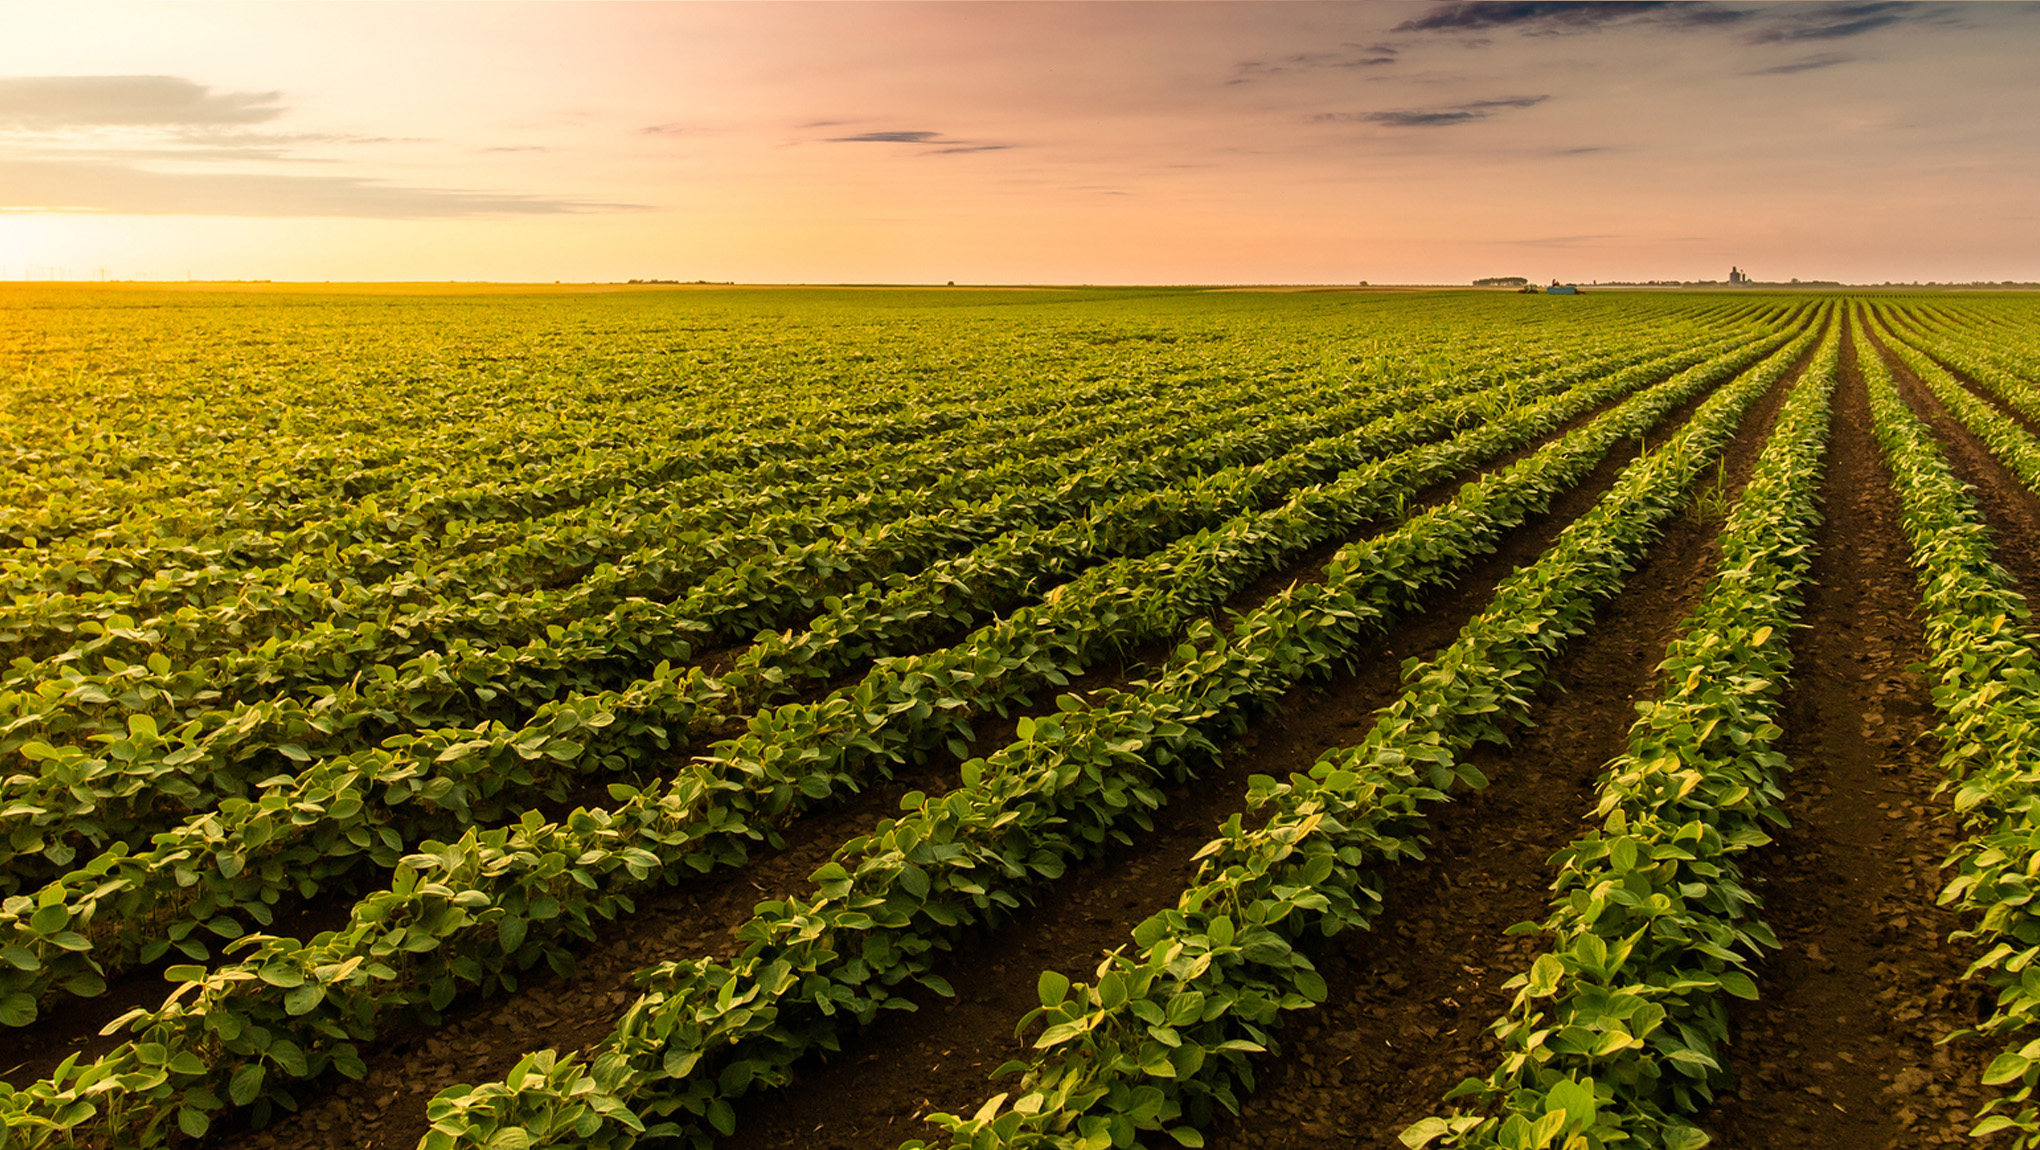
left=0, top=992, right=36, bottom=1027
left=177, top=1107, right=210, bottom=1139
left=1984, top=1052, right=2031, bottom=1086
left=1610, top=836, right=1638, bottom=872
left=1037, top=970, right=1069, bottom=1008
left=229, top=1062, right=267, bottom=1106
left=63, top=972, right=106, bottom=999
left=1098, top=972, right=1127, bottom=1011
left=1661, top=1123, right=1711, bottom=1150
left=498, top=914, right=528, bottom=954
left=719, top=1059, right=755, bottom=1094
left=1544, top=1076, right=1595, bottom=1131
left=1293, top=969, right=1328, bottom=1003
left=1399, top=1117, right=1453, bottom=1149
left=269, top=1039, right=309, bottom=1078
left=708, top=1099, right=736, bottom=1136
left=284, top=983, right=327, bottom=1016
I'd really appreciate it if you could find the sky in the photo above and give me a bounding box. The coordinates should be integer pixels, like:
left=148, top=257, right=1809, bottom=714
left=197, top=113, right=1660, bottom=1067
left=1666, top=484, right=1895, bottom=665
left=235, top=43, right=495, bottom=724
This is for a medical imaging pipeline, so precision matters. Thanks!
left=1, top=0, right=2036, bottom=285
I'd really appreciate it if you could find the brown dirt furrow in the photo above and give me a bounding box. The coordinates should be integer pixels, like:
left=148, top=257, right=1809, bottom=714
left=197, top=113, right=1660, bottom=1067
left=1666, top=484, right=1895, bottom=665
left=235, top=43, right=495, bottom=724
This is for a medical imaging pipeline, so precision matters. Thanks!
left=717, top=348, right=1801, bottom=1150
left=1202, top=333, right=1806, bottom=1150
left=208, top=751, right=957, bottom=1150
left=192, top=370, right=1687, bottom=1150
left=1701, top=324, right=1996, bottom=1148
left=13, top=417, right=1443, bottom=1081
left=1887, top=317, right=2040, bottom=442
left=198, top=344, right=1777, bottom=1150
left=1872, top=329, right=2040, bottom=606
left=1221, top=355, right=1725, bottom=621
left=191, top=391, right=1646, bottom=1150
left=1, top=892, right=360, bottom=1089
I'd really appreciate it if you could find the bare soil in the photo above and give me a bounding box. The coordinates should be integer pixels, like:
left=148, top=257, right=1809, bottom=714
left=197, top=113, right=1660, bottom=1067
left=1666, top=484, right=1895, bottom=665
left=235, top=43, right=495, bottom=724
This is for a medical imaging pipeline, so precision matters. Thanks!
left=201, top=348, right=1714, bottom=1150
left=1202, top=330, right=1803, bottom=1149
left=1701, top=328, right=1997, bottom=1149
left=716, top=354, right=1785, bottom=1150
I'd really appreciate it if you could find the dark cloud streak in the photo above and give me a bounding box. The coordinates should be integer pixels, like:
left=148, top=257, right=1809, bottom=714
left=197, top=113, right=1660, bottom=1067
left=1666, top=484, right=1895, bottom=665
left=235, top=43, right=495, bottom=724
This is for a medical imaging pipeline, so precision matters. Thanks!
left=828, top=130, right=942, bottom=143
left=1748, top=52, right=1855, bottom=74
left=1746, top=3, right=1922, bottom=42
left=823, top=129, right=1012, bottom=153
left=1234, top=43, right=1398, bottom=80
left=1394, top=2, right=1746, bottom=35
left=1317, top=95, right=1549, bottom=128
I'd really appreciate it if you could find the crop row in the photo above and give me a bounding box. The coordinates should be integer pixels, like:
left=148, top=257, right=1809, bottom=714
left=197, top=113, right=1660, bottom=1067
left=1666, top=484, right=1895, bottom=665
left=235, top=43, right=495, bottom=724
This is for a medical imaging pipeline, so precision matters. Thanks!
left=0, top=311, right=1787, bottom=1015
left=0, top=314, right=1070, bottom=551
left=1, top=317, right=1704, bottom=691
left=1403, top=312, right=1840, bottom=1149
left=1870, top=308, right=2040, bottom=497
left=0, top=314, right=1806, bottom=1039
left=6, top=318, right=1687, bottom=729
left=1883, top=304, right=2040, bottom=430
left=11, top=293, right=1708, bottom=612
left=4, top=298, right=1797, bottom=642
left=4, top=292, right=1575, bottom=553
left=5, top=310, right=1274, bottom=567
left=1860, top=315, right=2040, bottom=1146
left=0, top=314, right=1821, bottom=1146
left=915, top=308, right=1827, bottom=1150
left=403, top=314, right=1818, bottom=1150
left=0, top=360, right=1351, bottom=658
left=0, top=326, right=1739, bottom=899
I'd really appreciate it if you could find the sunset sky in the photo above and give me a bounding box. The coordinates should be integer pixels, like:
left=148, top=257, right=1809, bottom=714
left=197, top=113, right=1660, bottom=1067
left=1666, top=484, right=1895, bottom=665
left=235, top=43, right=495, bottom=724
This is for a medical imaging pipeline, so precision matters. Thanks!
left=2, top=1, right=2036, bottom=285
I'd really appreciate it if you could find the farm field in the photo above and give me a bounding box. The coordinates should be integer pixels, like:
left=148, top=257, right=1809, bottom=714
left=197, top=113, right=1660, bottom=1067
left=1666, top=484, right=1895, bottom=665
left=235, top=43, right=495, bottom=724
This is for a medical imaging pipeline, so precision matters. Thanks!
left=5, top=284, right=2040, bottom=1150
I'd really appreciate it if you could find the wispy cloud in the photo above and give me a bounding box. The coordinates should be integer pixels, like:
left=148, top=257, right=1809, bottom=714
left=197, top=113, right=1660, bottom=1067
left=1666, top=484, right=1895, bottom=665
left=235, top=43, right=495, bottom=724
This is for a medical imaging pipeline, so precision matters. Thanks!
left=0, top=76, right=633, bottom=218
left=823, top=128, right=1011, bottom=153
left=1503, top=233, right=1622, bottom=247
left=1318, top=95, right=1549, bottom=128
left=830, top=130, right=943, bottom=143
left=639, top=122, right=701, bottom=137
left=1394, top=2, right=1747, bottom=36
left=1234, top=43, right=1398, bottom=81
left=0, top=158, right=646, bottom=218
left=1748, top=51, right=1855, bottom=75
left=0, top=75, right=282, bottom=128
left=1745, top=3, right=1929, bottom=43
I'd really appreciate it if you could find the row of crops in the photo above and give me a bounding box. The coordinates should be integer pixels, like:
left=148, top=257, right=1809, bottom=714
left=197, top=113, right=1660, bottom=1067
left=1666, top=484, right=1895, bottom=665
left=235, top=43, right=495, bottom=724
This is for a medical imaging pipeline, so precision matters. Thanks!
left=5, top=285, right=2040, bottom=1149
